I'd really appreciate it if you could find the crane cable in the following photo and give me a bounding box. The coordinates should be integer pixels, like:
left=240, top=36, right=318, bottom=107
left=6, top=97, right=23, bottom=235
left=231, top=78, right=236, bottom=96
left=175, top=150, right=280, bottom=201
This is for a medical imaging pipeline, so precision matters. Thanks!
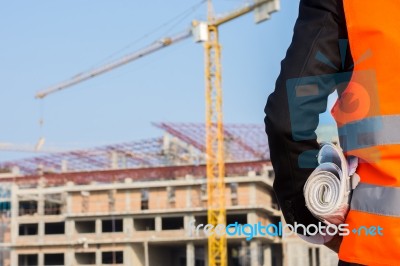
left=87, top=0, right=206, bottom=71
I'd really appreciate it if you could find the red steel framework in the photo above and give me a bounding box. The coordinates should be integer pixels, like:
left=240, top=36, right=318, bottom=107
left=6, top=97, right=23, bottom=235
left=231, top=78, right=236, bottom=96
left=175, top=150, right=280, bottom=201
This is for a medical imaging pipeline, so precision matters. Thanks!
left=0, top=123, right=270, bottom=186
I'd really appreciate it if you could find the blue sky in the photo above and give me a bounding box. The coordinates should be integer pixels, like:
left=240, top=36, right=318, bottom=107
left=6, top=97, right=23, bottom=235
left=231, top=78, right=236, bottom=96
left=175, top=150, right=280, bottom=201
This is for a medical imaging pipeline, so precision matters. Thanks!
left=0, top=0, right=334, bottom=161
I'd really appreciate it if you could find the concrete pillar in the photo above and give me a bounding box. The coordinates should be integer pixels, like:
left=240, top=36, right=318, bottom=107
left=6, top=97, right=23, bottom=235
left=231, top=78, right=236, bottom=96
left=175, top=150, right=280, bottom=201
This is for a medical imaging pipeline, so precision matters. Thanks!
left=124, top=244, right=133, bottom=266
left=184, top=215, right=195, bottom=237
left=247, top=211, right=257, bottom=224
left=96, top=248, right=102, bottom=266
left=263, top=244, right=272, bottom=266
left=10, top=250, right=17, bottom=266
left=65, top=248, right=75, bottom=266
left=38, top=192, right=44, bottom=216
left=144, top=241, right=149, bottom=266
left=96, top=218, right=102, bottom=236
left=250, top=240, right=261, bottom=266
left=38, top=190, right=45, bottom=245
left=186, top=242, right=195, bottom=266
left=124, top=217, right=133, bottom=238
left=65, top=219, right=74, bottom=238
left=38, top=221, right=44, bottom=244
left=38, top=252, right=44, bottom=266
left=155, top=216, right=162, bottom=232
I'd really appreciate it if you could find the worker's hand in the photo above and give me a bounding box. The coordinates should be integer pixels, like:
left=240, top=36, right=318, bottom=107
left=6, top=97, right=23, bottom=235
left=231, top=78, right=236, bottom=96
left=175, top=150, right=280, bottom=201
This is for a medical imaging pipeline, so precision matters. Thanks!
left=324, top=234, right=342, bottom=253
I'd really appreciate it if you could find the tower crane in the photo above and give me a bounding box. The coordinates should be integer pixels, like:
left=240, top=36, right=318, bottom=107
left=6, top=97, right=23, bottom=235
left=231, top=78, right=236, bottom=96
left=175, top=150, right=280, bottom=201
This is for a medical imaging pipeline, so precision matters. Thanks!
left=34, top=1, right=279, bottom=265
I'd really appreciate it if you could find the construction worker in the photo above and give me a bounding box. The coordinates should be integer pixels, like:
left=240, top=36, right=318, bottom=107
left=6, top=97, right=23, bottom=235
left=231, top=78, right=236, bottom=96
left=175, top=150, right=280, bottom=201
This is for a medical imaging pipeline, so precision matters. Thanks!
left=264, top=0, right=400, bottom=265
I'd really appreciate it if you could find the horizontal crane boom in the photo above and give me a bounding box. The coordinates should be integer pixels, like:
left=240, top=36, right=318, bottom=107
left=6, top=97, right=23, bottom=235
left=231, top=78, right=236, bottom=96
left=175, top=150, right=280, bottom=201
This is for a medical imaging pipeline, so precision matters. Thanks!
left=35, top=29, right=192, bottom=99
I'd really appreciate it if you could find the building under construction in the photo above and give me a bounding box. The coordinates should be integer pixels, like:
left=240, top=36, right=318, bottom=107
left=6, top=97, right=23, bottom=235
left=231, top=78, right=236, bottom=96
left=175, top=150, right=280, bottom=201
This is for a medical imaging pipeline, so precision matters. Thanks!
left=0, top=123, right=338, bottom=266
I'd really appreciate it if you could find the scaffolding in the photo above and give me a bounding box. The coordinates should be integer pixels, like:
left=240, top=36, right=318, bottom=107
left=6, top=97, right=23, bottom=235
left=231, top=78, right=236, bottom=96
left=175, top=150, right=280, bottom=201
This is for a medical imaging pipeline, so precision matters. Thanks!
left=0, top=123, right=270, bottom=185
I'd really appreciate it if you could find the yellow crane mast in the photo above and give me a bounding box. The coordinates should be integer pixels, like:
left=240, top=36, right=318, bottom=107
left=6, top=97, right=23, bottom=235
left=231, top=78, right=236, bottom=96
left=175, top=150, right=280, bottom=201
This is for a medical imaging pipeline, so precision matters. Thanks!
left=203, top=1, right=279, bottom=264
left=204, top=2, right=226, bottom=264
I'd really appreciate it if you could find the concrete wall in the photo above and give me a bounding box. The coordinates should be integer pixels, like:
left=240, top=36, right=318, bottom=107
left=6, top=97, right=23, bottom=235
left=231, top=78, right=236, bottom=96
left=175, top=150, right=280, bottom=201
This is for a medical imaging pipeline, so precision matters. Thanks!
left=131, top=243, right=146, bottom=266
left=61, top=178, right=272, bottom=217
left=255, top=185, right=273, bottom=206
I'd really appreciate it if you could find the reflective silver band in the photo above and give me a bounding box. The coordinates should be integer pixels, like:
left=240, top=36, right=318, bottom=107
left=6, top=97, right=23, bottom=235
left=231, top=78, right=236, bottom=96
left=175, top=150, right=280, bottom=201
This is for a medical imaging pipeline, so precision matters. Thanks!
left=351, top=182, right=400, bottom=217
left=338, top=115, right=400, bottom=152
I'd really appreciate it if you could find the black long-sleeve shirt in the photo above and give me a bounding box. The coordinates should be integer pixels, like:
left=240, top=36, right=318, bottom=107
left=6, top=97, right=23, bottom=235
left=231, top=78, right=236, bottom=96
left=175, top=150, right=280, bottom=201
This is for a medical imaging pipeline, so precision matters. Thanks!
left=264, top=0, right=353, bottom=230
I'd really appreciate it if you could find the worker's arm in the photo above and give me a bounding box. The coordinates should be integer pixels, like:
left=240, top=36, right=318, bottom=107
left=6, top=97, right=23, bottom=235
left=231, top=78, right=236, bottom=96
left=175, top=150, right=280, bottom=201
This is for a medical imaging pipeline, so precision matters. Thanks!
left=264, top=0, right=352, bottom=233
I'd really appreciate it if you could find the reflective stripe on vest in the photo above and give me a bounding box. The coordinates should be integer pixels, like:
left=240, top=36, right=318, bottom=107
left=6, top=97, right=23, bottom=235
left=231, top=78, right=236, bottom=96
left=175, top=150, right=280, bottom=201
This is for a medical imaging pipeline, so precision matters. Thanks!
left=351, top=182, right=400, bottom=216
left=338, top=115, right=400, bottom=152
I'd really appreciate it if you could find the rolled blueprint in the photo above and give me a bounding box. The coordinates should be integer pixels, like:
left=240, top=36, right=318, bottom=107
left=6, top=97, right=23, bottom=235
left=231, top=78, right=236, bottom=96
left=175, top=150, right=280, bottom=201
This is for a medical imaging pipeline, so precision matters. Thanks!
left=304, top=142, right=359, bottom=225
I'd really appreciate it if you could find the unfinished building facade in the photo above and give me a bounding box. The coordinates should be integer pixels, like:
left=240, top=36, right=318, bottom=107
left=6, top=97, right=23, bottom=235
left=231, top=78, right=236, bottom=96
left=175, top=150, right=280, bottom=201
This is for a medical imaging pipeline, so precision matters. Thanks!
left=9, top=172, right=282, bottom=266
left=0, top=123, right=338, bottom=266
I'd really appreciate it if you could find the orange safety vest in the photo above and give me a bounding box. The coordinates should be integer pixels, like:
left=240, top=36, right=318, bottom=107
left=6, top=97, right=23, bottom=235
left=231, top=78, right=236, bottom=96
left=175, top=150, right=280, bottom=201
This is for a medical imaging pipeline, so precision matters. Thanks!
left=331, top=1, right=400, bottom=265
